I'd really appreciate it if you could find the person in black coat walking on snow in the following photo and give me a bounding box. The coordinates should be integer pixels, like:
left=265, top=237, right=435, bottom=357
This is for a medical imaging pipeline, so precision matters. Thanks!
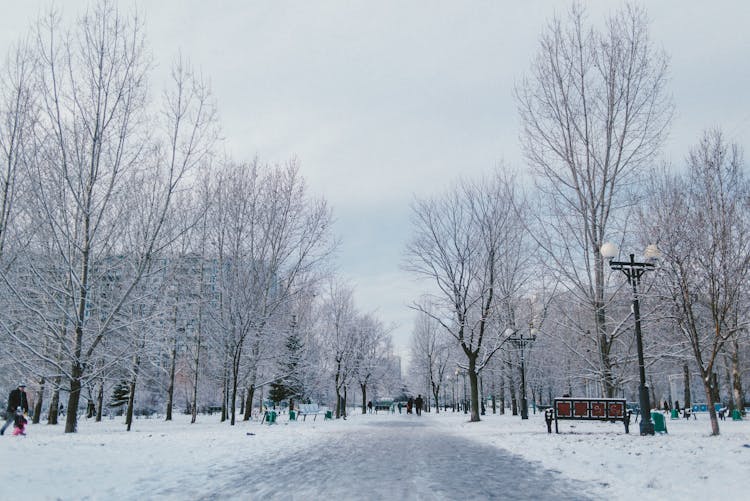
left=1, top=383, right=29, bottom=435
left=415, top=395, right=424, bottom=416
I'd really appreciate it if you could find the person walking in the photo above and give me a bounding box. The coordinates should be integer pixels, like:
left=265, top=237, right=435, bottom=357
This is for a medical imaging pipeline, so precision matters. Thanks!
left=367, top=401, right=373, bottom=414
left=407, top=397, right=414, bottom=414
left=1, top=383, right=29, bottom=435
left=415, top=395, right=424, bottom=416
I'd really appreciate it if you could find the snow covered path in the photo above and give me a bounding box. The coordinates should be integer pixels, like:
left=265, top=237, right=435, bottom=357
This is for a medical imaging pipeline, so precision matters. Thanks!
left=167, top=416, right=591, bottom=500
left=7, top=410, right=749, bottom=500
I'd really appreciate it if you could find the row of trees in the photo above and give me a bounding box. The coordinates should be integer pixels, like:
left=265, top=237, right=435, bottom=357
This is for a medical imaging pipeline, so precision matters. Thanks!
left=0, top=2, right=397, bottom=433
left=405, top=4, right=748, bottom=436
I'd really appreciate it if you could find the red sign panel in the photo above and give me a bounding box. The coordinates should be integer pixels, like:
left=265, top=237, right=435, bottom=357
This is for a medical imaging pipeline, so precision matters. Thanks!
left=608, top=402, right=624, bottom=418
left=573, top=401, right=589, bottom=417
left=591, top=401, right=606, bottom=417
left=556, top=401, right=572, bottom=417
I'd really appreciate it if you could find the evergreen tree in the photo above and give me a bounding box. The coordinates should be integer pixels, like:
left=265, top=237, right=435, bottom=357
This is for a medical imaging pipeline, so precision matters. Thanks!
left=271, top=317, right=305, bottom=408
left=109, top=381, right=130, bottom=409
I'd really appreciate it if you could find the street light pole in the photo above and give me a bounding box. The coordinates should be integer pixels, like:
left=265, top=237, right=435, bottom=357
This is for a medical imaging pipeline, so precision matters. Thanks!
left=601, top=243, right=658, bottom=436
left=508, top=330, right=536, bottom=419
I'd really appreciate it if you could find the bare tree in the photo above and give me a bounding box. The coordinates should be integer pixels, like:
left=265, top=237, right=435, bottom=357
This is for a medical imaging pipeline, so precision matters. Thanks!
left=642, top=130, right=750, bottom=435
left=516, top=3, right=672, bottom=397
left=320, top=280, right=358, bottom=419
left=353, top=313, right=392, bottom=414
left=405, top=172, right=524, bottom=422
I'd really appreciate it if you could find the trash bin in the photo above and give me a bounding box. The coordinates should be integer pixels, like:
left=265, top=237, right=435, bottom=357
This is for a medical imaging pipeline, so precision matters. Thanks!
left=324, top=410, right=333, bottom=420
left=670, top=409, right=679, bottom=420
left=732, top=409, right=742, bottom=421
left=289, top=410, right=296, bottom=421
left=651, top=411, right=667, bottom=433
left=265, top=411, right=277, bottom=424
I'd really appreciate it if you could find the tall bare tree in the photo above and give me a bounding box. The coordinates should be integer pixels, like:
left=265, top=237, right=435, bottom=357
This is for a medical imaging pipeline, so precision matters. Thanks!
left=516, top=3, right=672, bottom=397
left=320, top=280, right=357, bottom=419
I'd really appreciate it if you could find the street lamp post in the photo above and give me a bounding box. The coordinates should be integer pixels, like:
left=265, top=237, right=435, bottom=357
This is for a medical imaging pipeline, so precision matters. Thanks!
left=601, top=242, right=658, bottom=436
left=508, top=329, right=536, bottom=419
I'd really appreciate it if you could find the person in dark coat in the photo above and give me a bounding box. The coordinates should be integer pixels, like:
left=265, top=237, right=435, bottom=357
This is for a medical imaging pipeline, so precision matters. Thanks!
left=407, top=397, right=414, bottom=414
left=415, top=395, right=424, bottom=416
left=1, top=383, right=29, bottom=435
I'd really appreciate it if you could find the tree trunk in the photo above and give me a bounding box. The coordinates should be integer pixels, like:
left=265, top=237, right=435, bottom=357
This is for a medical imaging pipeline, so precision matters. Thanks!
left=361, top=384, right=367, bottom=414
left=126, top=353, right=141, bottom=432
left=96, top=379, right=104, bottom=422
left=48, top=380, right=61, bottom=425
left=683, top=363, right=692, bottom=408
left=343, top=386, right=348, bottom=418
left=166, top=335, right=178, bottom=421
left=221, top=361, right=229, bottom=422
left=468, top=357, right=480, bottom=422
left=710, top=372, right=721, bottom=405
left=701, top=374, right=720, bottom=436
left=334, top=367, right=342, bottom=418
left=432, top=381, right=440, bottom=414
left=230, top=366, right=238, bottom=426
left=509, top=370, right=518, bottom=416
left=126, top=378, right=137, bottom=432
left=243, top=384, right=255, bottom=421
left=190, top=341, right=201, bottom=423
left=499, top=377, right=505, bottom=415
left=33, top=377, right=45, bottom=424
left=65, top=362, right=83, bottom=433
left=731, top=338, right=745, bottom=411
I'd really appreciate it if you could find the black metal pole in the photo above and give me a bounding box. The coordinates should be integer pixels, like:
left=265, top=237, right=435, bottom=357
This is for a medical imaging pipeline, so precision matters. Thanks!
left=630, top=257, right=655, bottom=435
left=607, top=253, right=656, bottom=435
left=520, top=340, right=528, bottom=419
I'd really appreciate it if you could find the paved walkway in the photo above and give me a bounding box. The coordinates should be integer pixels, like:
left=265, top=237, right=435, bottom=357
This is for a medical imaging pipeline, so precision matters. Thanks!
left=201, top=416, right=592, bottom=500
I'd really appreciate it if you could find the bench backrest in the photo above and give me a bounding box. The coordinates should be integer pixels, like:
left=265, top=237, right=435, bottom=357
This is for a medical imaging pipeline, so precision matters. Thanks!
left=299, top=404, right=320, bottom=413
left=554, top=398, right=626, bottom=419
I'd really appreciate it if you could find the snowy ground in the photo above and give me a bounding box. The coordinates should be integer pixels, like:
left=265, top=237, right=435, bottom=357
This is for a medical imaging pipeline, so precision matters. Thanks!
left=2, top=408, right=748, bottom=500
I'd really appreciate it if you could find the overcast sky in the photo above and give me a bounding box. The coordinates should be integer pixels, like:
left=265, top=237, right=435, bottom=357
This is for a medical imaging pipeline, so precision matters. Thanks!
left=2, top=1, right=748, bottom=362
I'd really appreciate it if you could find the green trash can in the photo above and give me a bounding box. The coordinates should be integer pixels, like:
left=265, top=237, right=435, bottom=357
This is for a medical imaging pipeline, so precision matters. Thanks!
left=265, top=410, right=277, bottom=424
left=289, top=410, right=296, bottom=421
left=670, top=408, right=679, bottom=420
left=732, top=409, right=742, bottom=421
left=651, top=411, right=667, bottom=433
left=324, top=410, right=333, bottom=420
